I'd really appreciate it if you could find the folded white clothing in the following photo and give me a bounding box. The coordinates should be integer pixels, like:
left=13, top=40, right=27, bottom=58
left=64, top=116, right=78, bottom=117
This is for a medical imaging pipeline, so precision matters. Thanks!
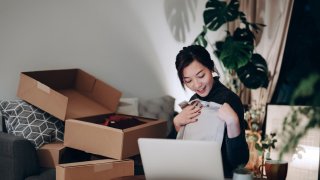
left=176, top=99, right=226, bottom=147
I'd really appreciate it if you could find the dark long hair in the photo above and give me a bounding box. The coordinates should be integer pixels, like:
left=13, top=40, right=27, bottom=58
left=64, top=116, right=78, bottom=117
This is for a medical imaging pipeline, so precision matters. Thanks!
left=175, top=45, right=215, bottom=87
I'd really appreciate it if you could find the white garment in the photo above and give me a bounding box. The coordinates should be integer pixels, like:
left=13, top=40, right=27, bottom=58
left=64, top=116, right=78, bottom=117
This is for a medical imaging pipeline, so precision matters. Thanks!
left=176, top=99, right=226, bottom=147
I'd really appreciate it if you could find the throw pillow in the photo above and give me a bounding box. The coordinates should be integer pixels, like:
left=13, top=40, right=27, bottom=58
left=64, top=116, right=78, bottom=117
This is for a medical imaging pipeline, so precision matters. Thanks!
left=116, top=98, right=139, bottom=116
left=0, top=100, right=64, bottom=149
left=138, top=95, right=175, bottom=136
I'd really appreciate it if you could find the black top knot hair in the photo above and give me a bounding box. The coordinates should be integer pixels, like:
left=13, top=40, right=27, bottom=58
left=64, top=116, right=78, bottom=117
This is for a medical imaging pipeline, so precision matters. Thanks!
left=175, top=45, right=215, bottom=87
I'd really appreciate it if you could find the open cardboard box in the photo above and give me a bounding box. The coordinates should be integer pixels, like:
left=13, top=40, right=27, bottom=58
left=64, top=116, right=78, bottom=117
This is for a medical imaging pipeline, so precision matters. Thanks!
left=64, top=114, right=167, bottom=160
left=17, top=69, right=122, bottom=120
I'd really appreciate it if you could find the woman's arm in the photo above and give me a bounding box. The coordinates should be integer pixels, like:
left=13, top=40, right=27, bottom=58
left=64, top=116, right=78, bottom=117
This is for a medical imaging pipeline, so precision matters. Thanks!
left=222, top=94, right=249, bottom=168
left=218, top=103, right=241, bottom=138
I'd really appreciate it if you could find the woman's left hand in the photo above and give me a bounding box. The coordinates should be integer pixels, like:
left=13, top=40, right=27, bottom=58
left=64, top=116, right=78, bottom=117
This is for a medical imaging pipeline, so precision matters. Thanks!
left=218, top=103, right=241, bottom=138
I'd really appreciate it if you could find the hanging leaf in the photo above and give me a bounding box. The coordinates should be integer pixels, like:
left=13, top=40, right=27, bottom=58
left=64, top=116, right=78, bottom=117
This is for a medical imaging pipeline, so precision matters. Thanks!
left=204, top=0, right=240, bottom=31
left=233, top=27, right=255, bottom=46
left=236, top=53, right=269, bottom=89
left=216, top=36, right=253, bottom=69
left=193, top=26, right=208, bottom=47
left=214, top=41, right=224, bottom=57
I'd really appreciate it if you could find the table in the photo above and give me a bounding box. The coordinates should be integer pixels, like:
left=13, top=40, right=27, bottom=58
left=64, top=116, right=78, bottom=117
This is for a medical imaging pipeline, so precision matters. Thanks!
left=112, top=175, right=267, bottom=180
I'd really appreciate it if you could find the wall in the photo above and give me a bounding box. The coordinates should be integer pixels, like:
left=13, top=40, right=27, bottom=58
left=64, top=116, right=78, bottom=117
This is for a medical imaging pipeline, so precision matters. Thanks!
left=0, top=0, right=222, bottom=110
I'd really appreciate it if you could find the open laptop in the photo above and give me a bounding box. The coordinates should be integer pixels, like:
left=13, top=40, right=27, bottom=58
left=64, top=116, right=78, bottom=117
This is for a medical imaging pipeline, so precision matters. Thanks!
left=138, top=138, right=225, bottom=180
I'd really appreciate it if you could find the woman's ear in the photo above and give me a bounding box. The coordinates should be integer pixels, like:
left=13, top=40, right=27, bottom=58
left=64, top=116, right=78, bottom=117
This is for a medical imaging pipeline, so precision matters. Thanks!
left=213, top=67, right=220, bottom=77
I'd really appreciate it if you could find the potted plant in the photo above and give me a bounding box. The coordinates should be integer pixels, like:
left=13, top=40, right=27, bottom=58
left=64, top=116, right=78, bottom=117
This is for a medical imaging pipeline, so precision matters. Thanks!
left=193, top=0, right=269, bottom=91
left=254, top=132, right=289, bottom=180
left=255, top=132, right=277, bottom=161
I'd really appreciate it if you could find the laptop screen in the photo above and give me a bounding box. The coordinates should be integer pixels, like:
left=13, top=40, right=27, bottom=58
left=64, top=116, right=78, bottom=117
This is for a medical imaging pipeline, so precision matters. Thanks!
left=138, top=138, right=224, bottom=180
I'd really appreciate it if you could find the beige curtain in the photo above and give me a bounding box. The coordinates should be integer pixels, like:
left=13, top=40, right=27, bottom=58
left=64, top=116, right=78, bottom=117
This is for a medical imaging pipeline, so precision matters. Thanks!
left=228, top=0, right=294, bottom=122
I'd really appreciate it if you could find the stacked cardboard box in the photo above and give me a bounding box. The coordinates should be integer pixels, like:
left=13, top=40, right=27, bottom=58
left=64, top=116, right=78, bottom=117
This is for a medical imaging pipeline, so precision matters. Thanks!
left=17, top=69, right=167, bottom=180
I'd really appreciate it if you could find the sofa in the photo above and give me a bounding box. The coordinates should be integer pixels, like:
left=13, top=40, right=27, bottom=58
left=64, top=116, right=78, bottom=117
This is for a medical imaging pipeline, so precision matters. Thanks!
left=0, top=113, right=56, bottom=180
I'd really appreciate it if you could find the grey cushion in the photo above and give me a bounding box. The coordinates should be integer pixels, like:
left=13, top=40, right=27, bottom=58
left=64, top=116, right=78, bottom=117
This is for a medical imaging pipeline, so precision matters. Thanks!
left=139, top=95, right=175, bottom=136
left=0, top=100, right=64, bottom=149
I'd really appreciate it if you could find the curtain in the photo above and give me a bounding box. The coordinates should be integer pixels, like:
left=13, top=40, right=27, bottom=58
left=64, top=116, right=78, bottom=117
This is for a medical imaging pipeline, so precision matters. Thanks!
left=228, top=0, right=294, bottom=122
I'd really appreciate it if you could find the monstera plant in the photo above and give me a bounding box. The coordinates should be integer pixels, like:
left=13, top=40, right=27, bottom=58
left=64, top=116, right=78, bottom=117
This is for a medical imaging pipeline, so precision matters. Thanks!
left=193, top=0, right=269, bottom=89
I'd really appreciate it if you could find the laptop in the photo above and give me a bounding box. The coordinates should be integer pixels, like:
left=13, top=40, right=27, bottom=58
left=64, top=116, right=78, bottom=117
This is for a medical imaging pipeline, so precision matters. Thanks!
left=138, top=138, right=225, bottom=180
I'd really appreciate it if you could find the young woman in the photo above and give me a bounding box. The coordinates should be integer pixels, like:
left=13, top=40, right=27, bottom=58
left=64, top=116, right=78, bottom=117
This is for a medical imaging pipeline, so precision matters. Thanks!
left=174, top=45, right=249, bottom=178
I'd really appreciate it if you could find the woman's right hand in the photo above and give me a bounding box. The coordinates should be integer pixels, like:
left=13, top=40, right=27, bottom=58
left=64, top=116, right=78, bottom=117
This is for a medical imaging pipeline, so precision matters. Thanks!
left=173, top=101, right=202, bottom=131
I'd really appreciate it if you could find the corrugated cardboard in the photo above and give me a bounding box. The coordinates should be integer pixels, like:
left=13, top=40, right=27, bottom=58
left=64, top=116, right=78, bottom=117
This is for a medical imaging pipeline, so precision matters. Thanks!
left=17, top=69, right=122, bottom=120
left=56, top=159, right=134, bottom=180
left=37, top=142, right=65, bottom=168
left=64, top=115, right=167, bottom=160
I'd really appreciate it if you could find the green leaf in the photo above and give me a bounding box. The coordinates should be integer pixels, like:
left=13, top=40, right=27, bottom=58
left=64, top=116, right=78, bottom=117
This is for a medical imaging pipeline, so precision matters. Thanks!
left=204, top=0, right=240, bottom=31
left=233, top=27, right=255, bottom=46
left=193, top=26, right=208, bottom=47
left=236, top=53, right=269, bottom=89
left=214, top=41, right=224, bottom=57
left=217, top=36, right=253, bottom=69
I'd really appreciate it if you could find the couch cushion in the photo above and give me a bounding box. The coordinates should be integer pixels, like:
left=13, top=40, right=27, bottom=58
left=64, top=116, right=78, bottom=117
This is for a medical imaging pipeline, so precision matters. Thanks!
left=0, top=132, right=41, bottom=180
left=116, top=98, right=139, bottom=116
left=138, top=95, right=175, bottom=136
left=0, top=100, right=64, bottom=149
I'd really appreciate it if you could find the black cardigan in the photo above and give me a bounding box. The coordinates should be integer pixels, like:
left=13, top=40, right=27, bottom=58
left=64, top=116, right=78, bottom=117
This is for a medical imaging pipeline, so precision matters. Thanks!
left=190, top=78, right=249, bottom=178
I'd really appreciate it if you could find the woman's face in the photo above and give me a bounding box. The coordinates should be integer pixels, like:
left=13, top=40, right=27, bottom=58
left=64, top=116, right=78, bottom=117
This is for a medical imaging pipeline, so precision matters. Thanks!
left=182, top=60, right=214, bottom=97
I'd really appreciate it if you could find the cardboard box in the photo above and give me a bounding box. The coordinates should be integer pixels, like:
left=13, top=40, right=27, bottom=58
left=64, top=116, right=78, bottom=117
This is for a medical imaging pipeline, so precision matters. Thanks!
left=37, top=142, right=101, bottom=168
left=37, top=142, right=65, bottom=168
left=64, top=115, right=167, bottom=160
left=17, top=69, right=122, bottom=120
left=56, top=159, right=134, bottom=180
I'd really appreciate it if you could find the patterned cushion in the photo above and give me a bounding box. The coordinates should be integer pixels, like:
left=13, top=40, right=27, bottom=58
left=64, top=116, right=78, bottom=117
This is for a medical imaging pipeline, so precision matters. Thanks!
left=0, top=100, right=64, bottom=149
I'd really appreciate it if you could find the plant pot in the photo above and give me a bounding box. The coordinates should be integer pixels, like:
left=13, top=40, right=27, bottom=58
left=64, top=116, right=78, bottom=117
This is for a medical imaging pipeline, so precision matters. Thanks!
left=264, top=160, right=288, bottom=180
left=233, top=168, right=253, bottom=180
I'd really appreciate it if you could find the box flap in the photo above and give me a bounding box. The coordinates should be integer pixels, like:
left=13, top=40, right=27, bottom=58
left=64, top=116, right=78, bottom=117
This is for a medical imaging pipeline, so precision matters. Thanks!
left=17, top=73, right=68, bottom=120
left=76, top=70, right=122, bottom=113
left=39, top=142, right=65, bottom=150
left=64, top=119, right=124, bottom=159
left=37, top=142, right=65, bottom=168
left=58, top=159, right=130, bottom=168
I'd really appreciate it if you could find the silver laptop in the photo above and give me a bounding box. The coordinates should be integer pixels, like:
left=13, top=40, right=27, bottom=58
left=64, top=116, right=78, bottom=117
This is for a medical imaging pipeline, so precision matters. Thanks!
left=138, top=138, right=225, bottom=180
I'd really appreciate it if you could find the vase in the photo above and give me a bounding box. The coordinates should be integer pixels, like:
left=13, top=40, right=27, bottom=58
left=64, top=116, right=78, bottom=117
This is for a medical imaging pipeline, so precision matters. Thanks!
left=233, top=171, right=253, bottom=180
left=264, top=160, right=288, bottom=180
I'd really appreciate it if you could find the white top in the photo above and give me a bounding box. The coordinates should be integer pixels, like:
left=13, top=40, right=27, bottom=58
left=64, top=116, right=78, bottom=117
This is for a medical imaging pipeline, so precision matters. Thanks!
left=176, top=99, right=226, bottom=147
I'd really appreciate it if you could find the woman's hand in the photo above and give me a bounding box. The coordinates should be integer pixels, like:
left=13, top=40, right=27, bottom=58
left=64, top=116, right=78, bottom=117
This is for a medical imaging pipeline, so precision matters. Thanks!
left=218, top=103, right=240, bottom=138
left=173, top=101, right=202, bottom=131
